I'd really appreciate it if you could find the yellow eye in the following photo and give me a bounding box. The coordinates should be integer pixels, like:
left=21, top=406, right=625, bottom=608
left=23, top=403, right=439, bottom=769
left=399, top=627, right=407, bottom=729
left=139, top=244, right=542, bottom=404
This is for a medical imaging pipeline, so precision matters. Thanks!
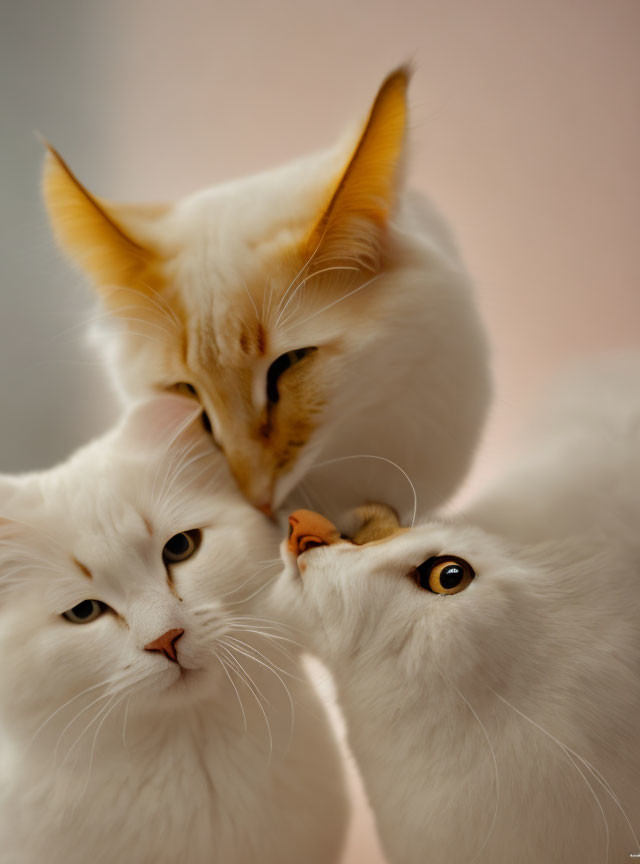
left=414, top=556, right=475, bottom=595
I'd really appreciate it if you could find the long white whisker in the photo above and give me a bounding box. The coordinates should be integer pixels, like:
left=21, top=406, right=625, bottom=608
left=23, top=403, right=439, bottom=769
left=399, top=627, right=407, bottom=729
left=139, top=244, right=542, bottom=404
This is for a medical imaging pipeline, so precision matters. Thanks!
left=310, top=453, right=418, bottom=527
left=291, top=272, right=383, bottom=328
left=275, top=265, right=359, bottom=326
left=491, top=690, right=617, bottom=860
left=27, top=679, right=113, bottom=750
left=216, top=654, right=247, bottom=732
left=440, top=671, right=499, bottom=863
left=219, top=644, right=273, bottom=759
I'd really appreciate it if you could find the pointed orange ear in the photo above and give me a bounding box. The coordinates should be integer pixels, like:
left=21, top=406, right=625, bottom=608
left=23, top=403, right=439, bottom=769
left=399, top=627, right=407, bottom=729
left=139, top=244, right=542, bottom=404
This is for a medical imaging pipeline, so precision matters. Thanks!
left=307, top=66, right=410, bottom=271
left=41, top=145, right=168, bottom=302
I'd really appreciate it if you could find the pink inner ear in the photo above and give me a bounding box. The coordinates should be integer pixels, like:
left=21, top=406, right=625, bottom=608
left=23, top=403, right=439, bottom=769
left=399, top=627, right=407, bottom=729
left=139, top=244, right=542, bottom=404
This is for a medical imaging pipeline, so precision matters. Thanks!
left=120, top=394, right=204, bottom=453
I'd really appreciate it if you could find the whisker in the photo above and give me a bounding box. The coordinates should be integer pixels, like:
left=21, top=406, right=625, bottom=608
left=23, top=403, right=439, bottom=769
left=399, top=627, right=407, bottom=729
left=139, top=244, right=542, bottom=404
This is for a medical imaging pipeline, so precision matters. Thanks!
left=223, top=574, right=279, bottom=606
left=27, top=678, right=113, bottom=751
left=288, top=272, right=383, bottom=328
left=310, top=453, right=418, bottom=527
left=491, top=689, right=618, bottom=860
left=219, top=644, right=274, bottom=759
left=216, top=654, right=247, bottom=732
left=439, top=670, right=499, bottom=863
left=79, top=693, right=127, bottom=798
left=242, top=279, right=260, bottom=324
left=275, top=265, right=359, bottom=327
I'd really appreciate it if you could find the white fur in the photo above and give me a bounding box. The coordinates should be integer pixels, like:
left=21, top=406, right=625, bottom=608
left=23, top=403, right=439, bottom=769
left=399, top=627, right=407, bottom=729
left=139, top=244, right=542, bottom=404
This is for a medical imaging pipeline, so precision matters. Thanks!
left=277, top=354, right=640, bottom=863
left=93, top=119, right=491, bottom=524
left=0, top=396, right=348, bottom=864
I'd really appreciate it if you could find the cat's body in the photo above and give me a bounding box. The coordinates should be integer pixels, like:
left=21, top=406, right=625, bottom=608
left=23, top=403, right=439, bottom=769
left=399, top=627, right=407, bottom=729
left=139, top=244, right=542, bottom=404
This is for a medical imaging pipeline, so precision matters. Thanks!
left=0, top=397, right=347, bottom=864
left=278, top=354, right=640, bottom=863
left=43, top=69, right=491, bottom=524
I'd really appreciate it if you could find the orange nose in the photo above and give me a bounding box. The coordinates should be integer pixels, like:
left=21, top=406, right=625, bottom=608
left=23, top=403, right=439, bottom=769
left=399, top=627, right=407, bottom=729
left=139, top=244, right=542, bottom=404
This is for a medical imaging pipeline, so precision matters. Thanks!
left=288, top=509, right=341, bottom=556
left=144, top=628, right=184, bottom=664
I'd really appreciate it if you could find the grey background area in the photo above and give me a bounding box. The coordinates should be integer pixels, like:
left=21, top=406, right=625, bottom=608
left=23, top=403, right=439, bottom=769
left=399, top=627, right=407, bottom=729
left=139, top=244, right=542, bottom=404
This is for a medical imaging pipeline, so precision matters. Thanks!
left=1, top=1, right=118, bottom=471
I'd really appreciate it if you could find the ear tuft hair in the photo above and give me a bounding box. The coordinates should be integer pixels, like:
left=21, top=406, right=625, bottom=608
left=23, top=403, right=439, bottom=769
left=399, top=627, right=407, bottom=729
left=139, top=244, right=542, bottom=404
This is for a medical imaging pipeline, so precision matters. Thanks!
left=41, top=144, right=170, bottom=314
left=307, top=66, right=411, bottom=272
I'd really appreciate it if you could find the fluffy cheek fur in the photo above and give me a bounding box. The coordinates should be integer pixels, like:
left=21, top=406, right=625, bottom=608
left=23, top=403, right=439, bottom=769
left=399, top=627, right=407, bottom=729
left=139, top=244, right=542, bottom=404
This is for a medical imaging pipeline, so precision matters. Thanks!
left=0, top=593, right=136, bottom=732
left=286, top=527, right=529, bottom=697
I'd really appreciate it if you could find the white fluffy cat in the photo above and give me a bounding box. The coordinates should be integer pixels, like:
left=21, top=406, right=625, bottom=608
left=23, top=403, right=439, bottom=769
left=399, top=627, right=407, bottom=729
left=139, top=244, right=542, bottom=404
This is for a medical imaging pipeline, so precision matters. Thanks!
left=0, top=395, right=347, bottom=864
left=277, top=354, right=640, bottom=863
left=42, top=68, right=491, bottom=523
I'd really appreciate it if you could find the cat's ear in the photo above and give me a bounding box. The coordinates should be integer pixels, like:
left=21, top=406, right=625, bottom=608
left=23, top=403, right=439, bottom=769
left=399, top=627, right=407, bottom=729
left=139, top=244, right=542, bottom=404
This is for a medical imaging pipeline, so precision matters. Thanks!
left=119, top=394, right=205, bottom=454
left=41, top=144, right=168, bottom=307
left=307, top=66, right=410, bottom=271
left=346, top=503, right=402, bottom=545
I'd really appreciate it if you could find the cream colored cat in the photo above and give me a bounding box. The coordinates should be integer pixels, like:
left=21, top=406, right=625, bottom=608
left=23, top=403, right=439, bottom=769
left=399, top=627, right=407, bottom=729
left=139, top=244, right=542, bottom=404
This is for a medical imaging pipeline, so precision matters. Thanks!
left=0, top=395, right=348, bottom=864
left=42, top=68, right=490, bottom=522
left=278, top=354, right=640, bottom=864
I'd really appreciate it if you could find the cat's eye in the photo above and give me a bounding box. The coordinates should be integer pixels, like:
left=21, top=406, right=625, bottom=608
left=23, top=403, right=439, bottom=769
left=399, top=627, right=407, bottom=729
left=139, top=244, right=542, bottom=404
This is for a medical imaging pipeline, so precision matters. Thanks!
left=266, top=347, right=317, bottom=404
left=162, top=529, right=202, bottom=564
left=413, top=556, right=475, bottom=595
left=173, top=382, right=198, bottom=398
left=171, top=383, right=215, bottom=440
left=62, top=599, right=107, bottom=624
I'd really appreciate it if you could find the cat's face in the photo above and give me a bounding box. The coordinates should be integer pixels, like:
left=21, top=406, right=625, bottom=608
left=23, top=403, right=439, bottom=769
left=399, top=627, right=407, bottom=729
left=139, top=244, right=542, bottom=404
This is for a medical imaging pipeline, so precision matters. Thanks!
left=0, top=396, right=281, bottom=741
left=43, top=68, right=483, bottom=516
left=278, top=506, right=550, bottom=693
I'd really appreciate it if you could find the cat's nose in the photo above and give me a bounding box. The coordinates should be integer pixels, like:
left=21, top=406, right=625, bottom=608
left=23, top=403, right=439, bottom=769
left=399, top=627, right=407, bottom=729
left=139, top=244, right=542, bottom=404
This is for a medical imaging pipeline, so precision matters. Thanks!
left=144, top=628, right=185, bottom=664
left=288, top=510, right=341, bottom=556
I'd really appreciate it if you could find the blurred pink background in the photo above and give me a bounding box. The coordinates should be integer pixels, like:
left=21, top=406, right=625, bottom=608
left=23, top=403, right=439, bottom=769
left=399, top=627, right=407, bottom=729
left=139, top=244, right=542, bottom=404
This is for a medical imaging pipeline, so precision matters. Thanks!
left=1, top=1, right=639, bottom=860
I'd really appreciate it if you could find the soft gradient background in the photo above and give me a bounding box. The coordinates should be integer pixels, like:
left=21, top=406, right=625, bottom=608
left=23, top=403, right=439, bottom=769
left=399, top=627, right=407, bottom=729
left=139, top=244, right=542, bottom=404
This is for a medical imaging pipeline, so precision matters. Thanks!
left=2, top=1, right=639, bottom=860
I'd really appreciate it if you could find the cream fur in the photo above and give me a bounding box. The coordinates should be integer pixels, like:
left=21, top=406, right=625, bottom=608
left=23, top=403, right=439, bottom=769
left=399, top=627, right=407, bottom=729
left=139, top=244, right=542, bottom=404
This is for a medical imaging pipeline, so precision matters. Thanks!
left=46, top=71, right=491, bottom=523
left=0, top=396, right=348, bottom=864
left=277, top=354, right=640, bottom=863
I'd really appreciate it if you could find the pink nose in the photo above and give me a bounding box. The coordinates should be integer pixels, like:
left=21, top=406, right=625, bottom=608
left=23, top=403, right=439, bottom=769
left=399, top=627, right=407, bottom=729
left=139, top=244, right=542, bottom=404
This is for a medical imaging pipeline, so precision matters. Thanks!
left=144, top=628, right=184, bottom=664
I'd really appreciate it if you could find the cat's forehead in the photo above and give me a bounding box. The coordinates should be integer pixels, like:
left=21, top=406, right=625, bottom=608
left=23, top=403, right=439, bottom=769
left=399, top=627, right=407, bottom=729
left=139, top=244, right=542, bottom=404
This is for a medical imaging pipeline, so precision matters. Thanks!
left=172, top=146, right=342, bottom=250
left=338, top=520, right=498, bottom=572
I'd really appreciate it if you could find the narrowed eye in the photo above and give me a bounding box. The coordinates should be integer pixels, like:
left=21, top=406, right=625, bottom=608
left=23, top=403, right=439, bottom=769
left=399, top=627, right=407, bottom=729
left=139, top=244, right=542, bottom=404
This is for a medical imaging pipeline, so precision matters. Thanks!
left=266, top=347, right=317, bottom=404
left=173, top=382, right=198, bottom=398
left=170, top=383, right=215, bottom=441
left=62, top=599, right=107, bottom=624
left=413, top=555, right=475, bottom=595
left=162, top=529, right=202, bottom=564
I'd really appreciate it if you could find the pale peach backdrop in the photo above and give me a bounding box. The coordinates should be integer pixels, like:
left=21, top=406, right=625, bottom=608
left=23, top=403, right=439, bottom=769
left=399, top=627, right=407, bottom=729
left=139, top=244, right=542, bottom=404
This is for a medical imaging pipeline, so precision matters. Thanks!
left=1, top=1, right=639, bottom=861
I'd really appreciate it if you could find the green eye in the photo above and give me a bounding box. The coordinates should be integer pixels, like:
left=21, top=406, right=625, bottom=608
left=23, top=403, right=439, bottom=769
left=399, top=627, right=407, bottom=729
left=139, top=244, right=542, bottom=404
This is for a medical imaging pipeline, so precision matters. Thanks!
left=162, top=529, right=202, bottom=564
left=62, top=600, right=106, bottom=624
left=266, top=347, right=317, bottom=404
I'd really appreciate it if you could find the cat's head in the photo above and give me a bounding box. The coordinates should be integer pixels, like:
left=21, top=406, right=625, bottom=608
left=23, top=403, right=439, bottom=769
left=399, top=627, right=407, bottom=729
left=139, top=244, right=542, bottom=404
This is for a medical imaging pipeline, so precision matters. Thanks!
left=42, top=68, right=488, bottom=517
left=0, top=395, right=283, bottom=744
left=278, top=505, right=614, bottom=701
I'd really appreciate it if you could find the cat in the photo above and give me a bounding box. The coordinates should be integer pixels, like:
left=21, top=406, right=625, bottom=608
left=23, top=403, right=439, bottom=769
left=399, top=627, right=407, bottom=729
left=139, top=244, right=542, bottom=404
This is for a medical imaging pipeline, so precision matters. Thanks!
left=41, top=67, right=491, bottom=524
left=276, top=353, right=640, bottom=863
left=0, top=394, right=348, bottom=864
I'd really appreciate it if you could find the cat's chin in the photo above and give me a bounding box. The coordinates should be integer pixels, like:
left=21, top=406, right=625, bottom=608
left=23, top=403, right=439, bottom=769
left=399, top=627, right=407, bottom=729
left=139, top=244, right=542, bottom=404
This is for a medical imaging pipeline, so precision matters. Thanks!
left=148, top=664, right=218, bottom=708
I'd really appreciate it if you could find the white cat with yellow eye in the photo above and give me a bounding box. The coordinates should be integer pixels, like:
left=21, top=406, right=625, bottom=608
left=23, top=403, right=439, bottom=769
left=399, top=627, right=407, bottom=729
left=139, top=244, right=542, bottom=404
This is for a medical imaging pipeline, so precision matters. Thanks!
left=275, top=354, right=640, bottom=864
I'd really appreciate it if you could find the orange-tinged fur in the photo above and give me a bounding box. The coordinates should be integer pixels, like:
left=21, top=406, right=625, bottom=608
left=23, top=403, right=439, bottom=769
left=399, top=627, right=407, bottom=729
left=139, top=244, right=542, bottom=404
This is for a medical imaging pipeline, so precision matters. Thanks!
left=307, top=66, right=409, bottom=271
left=41, top=67, right=491, bottom=518
left=41, top=73, right=407, bottom=509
